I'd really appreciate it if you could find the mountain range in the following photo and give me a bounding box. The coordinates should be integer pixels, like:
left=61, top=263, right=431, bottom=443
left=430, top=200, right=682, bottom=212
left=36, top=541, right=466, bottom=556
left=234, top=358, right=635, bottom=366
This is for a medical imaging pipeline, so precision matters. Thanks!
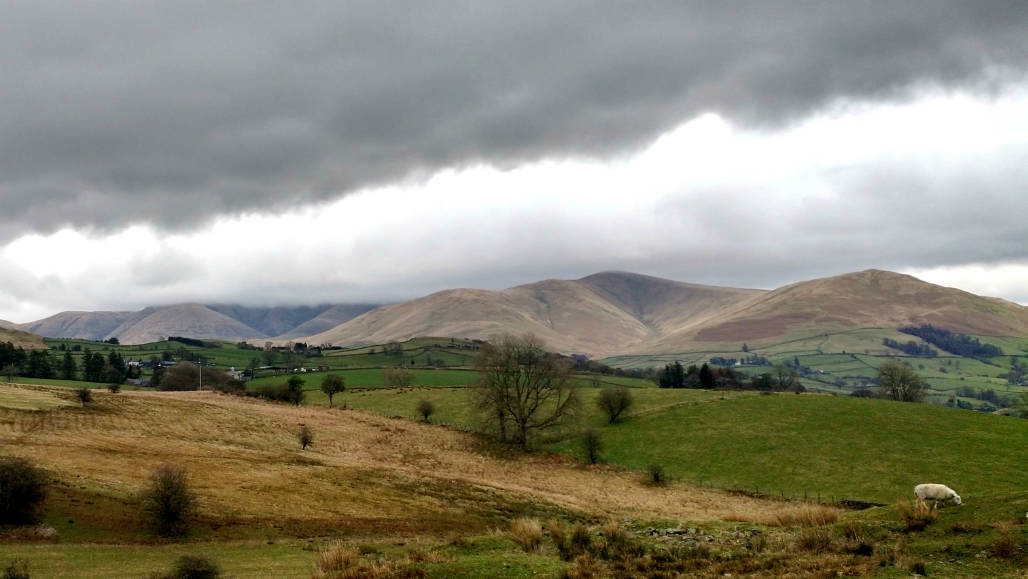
left=7, top=269, right=1028, bottom=356
left=9, top=303, right=379, bottom=345
left=304, top=269, right=1028, bottom=356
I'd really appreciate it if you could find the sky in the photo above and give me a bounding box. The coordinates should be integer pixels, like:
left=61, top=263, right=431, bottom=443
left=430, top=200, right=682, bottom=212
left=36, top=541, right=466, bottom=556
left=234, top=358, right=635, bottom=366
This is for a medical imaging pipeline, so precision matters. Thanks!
left=2, top=1, right=1028, bottom=322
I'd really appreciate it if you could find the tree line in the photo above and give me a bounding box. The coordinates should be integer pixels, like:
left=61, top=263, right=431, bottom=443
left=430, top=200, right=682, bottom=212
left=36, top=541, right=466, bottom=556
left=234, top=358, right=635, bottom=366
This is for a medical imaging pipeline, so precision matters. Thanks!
left=1, top=342, right=139, bottom=383
left=898, top=324, right=1003, bottom=359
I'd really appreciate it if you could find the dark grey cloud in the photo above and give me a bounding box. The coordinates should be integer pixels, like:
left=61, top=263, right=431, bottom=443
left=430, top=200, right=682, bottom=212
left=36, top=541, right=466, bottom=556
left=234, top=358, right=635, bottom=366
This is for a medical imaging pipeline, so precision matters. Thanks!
left=2, top=0, right=1026, bottom=240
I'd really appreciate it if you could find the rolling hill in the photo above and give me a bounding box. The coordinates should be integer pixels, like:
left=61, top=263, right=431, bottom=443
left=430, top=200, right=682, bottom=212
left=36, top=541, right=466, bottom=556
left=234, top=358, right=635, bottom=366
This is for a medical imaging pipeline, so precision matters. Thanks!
left=643, top=269, right=1028, bottom=351
left=305, top=270, right=1028, bottom=357
left=16, top=303, right=380, bottom=345
left=0, top=326, right=46, bottom=349
left=304, top=272, right=764, bottom=354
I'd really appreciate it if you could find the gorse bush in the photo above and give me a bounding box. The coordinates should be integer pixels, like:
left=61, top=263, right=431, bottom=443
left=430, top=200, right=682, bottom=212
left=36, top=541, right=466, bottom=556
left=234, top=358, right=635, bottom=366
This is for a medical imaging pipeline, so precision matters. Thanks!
left=0, top=457, right=48, bottom=525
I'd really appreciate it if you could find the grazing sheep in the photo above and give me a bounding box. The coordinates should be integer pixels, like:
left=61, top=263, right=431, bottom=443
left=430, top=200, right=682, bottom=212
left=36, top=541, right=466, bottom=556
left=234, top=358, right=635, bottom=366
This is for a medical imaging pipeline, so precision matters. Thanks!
left=914, top=483, right=962, bottom=507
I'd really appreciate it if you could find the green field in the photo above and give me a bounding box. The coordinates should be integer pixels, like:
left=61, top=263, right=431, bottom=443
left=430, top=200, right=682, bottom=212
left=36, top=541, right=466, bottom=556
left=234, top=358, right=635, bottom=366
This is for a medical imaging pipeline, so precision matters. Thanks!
left=318, top=385, right=1028, bottom=505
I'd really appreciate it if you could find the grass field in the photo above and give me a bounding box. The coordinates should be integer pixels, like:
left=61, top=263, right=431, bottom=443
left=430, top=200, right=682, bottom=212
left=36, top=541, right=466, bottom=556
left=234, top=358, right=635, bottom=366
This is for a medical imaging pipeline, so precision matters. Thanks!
left=318, top=385, right=1028, bottom=506
left=2, top=383, right=809, bottom=577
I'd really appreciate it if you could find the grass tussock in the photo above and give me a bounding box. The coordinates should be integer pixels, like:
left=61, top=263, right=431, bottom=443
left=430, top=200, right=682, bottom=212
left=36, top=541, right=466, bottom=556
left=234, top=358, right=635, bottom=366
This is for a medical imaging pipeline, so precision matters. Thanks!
left=724, top=503, right=844, bottom=527
left=548, top=519, right=592, bottom=561
left=508, top=517, right=543, bottom=553
left=794, top=525, right=838, bottom=553
left=991, top=522, right=1023, bottom=559
left=896, top=500, right=938, bottom=532
left=312, top=546, right=426, bottom=579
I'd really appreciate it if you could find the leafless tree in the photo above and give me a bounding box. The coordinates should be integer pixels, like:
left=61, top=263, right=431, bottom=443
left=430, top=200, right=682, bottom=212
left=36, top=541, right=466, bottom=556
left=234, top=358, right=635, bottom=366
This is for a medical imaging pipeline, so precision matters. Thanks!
left=876, top=360, right=927, bottom=402
left=473, top=333, right=579, bottom=449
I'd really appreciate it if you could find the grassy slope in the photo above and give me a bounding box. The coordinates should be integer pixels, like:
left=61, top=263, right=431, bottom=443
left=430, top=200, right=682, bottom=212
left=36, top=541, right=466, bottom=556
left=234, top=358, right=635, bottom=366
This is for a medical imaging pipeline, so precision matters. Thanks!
left=325, top=386, right=1028, bottom=505
left=0, top=384, right=787, bottom=577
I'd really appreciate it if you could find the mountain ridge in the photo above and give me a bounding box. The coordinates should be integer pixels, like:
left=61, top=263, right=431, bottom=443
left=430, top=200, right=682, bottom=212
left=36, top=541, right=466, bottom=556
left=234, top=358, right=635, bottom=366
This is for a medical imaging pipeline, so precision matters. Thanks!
left=303, top=269, right=1028, bottom=356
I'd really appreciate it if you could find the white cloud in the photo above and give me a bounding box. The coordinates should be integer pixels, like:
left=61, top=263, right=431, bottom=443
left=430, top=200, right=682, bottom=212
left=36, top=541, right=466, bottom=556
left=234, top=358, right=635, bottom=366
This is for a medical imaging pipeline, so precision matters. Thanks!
left=2, top=82, right=1027, bottom=321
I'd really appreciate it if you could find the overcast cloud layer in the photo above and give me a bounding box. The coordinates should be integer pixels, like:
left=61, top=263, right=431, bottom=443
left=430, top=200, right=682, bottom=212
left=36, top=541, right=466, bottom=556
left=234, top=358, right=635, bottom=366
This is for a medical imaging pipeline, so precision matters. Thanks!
left=2, top=2, right=1027, bottom=322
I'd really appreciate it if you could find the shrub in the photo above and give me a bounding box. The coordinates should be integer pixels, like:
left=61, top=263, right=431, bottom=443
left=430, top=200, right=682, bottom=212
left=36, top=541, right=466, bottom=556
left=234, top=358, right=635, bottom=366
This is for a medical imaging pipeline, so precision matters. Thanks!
left=2, top=560, right=30, bottom=579
left=646, top=464, right=667, bottom=486
left=596, top=387, right=633, bottom=424
left=141, top=464, right=194, bottom=537
left=509, top=517, right=543, bottom=552
left=581, top=429, right=603, bottom=464
left=298, top=424, right=314, bottom=450
left=75, top=388, right=93, bottom=406
left=107, top=383, right=121, bottom=393
left=0, top=457, right=48, bottom=525
left=416, top=399, right=436, bottom=423
left=151, top=555, right=221, bottom=579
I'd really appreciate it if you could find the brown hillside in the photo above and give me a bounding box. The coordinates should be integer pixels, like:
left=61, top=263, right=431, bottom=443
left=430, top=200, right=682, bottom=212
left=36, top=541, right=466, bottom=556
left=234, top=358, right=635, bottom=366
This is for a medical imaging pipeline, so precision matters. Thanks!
left=0, top=327, right=46, bottom=349
left=17, top=310, right=134, bottom=341
left=304, top=272, right=760, bottom=355
left=108, top=304, right=267, bottom=344
left=644, top=269, right=1028, bottom=350
left=0, top=384, right=789, bottom=533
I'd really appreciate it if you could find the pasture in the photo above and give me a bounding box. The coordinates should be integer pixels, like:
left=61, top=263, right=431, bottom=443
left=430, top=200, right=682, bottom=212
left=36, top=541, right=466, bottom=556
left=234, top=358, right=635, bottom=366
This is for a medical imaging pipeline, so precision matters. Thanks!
left=3, top=382, right=1028, bottom=576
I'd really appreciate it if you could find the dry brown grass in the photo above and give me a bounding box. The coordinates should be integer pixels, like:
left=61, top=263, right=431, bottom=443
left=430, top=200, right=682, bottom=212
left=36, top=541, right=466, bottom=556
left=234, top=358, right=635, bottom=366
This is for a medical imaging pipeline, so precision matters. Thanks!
left=895, top=500, right=939, bottom=532
left=508, top=517, right=543, bottom=552
left=723, top=502, right=844, bottom=527
left=0, top=384, right=798, bottom=540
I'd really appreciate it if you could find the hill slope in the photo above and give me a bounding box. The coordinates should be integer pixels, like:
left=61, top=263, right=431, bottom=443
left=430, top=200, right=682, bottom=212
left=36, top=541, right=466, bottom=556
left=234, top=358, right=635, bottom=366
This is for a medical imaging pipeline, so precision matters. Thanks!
left=648, top=269, right=1028, bottom=350
left=17, top=310, right=135, bottom=341
left=307, top=270, right=1028, bottom=357
left=17, top=303, right=380, bottom=344
left=305, top=272, right=761, bottom=355
left=0, top=326, right=46, bottom=349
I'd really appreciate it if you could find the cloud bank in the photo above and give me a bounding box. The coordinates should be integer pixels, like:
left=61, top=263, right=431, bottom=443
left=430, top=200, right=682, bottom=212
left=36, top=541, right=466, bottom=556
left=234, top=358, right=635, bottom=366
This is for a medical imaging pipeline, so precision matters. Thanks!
left=2, top=80, right=1027, bottom=321
left=2, top=1, right=1027, bottom=241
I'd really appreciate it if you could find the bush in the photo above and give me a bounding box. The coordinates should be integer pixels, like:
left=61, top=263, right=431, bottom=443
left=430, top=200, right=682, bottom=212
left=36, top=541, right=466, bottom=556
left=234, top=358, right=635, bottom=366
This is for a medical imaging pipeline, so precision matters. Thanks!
left=0, top=457, right=48, bottom=525
left=581, top=429, right=603, bottom=464
left=596, top=387, right=633, bottom=424
left=141, top=464, right=194, bottom=537
left=151, top=555, right=221, bottom=579
left=509, top=517, right=543, bottom=552
left=416, top=399, right=436, bottom=423
left=107, top=383, right=121, bottom=393
left=298, top=424, right=313, bottom=450
left=646, top=464, right=667, bottom=486
left=2, top=559, right=30, bottom=579
left=75, top=388, right=93, bottom=406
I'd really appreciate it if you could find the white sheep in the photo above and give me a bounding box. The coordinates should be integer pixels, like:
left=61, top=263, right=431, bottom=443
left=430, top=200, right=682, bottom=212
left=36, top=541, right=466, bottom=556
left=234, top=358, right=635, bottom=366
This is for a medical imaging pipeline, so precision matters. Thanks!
left=913, top=483, right=962, bottom=507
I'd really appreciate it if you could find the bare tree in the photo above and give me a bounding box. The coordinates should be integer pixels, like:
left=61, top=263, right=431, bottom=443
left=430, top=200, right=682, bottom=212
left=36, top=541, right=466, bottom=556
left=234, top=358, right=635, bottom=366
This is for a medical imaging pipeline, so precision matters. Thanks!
left=383, top=367, right=414, bottom=388
left=596, top=387, right=633, bottom=424
left=473, top=333, right=579, bottom=449
left=876, top=360, right=927, bottom=402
